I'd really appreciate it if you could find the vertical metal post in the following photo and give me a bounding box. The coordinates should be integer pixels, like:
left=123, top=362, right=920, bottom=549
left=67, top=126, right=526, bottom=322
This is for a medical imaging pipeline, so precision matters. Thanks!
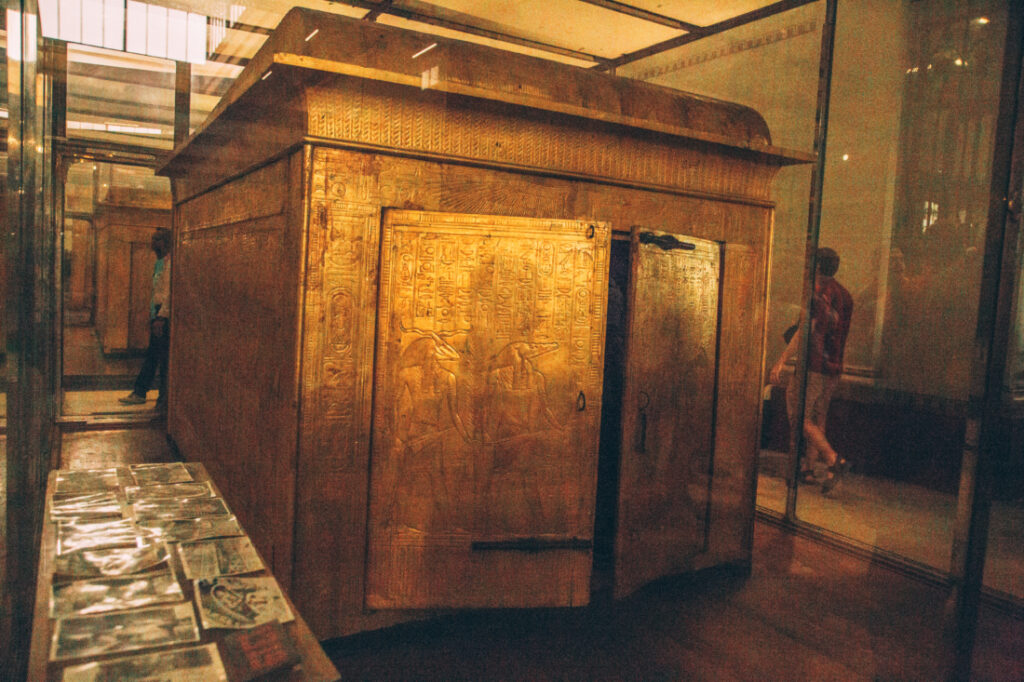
left=786, top=0, right=838, bottom=519
left=174, top=61, right=191, bottom=149
left=2, top=1, right=53, bottom=680
left=952, top=4, right=1024, bottom=679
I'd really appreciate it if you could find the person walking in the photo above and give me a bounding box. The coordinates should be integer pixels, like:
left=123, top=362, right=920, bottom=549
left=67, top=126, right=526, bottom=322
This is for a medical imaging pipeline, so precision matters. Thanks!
left=119, top=229, right=171, bottom=410
left=769, top=247, right=854, bottom=494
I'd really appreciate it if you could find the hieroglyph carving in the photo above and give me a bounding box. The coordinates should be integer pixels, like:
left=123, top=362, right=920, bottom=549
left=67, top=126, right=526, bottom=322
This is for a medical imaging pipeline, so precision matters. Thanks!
left=301, top=149, right=380, bottom=474
left=370, top=211, right=609, bottom=545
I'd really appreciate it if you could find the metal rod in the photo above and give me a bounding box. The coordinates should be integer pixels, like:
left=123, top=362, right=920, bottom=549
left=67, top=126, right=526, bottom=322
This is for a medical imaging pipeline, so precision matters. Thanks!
left=575, top=0, right=705, bottom=32
left=784, top=0, right=836, bottom=521
left=952, top=4, right=1024, bottom=678
left=174, top=61, right=192, bottom=149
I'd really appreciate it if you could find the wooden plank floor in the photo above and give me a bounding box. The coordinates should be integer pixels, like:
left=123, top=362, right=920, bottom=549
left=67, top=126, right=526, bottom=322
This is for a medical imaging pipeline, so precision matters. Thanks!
left=323, top=524, right=1024, bottom=681
left=55, top=426, right=1024, bottom=680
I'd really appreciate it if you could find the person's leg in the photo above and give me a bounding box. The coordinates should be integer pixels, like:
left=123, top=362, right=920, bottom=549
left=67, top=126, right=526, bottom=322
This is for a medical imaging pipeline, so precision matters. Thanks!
left=154, top=322, right=170, bottom=408
left=786, top=374, right=818, bottom=481
left=802, top=373, right=839, bottom=468
left=121, top=326, right=159, bottom=403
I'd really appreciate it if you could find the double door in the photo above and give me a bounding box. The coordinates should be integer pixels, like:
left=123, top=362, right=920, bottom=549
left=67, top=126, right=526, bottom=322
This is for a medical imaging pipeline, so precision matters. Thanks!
left=365, top=210, right=724, bottom=609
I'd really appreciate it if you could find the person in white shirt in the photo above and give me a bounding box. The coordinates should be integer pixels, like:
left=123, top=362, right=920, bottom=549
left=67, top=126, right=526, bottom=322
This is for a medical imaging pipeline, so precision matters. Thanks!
left=119, top=229, right=171, bottom=409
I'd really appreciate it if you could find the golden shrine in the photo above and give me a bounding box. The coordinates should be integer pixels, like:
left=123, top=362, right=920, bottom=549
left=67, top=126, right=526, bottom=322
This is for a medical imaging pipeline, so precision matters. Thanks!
left=160, top=7, right=809, bottom=639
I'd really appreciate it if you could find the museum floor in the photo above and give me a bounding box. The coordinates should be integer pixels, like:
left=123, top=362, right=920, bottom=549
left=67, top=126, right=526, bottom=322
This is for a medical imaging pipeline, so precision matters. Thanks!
left=0, top=424, right=1016, bottom=679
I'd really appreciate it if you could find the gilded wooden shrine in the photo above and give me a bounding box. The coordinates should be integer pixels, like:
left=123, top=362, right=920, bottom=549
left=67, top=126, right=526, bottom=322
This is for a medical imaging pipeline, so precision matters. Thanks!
left=160, top=8, right=810, bottom=638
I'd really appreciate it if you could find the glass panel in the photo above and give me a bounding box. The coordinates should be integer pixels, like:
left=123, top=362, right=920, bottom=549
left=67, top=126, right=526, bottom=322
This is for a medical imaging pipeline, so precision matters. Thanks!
left=788, top=0, right=1007, bottom=571
left=60, top=160, right=171, bottom=417
left=621, top=1, right=824, bottom=516
left=66, top=43, right=175, bottom=149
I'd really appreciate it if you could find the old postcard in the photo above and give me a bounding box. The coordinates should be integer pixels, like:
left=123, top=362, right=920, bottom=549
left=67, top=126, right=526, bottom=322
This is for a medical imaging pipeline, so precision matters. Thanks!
left=50, top=566, right=184, bottom=618
left=136, top=515, right=244, bottom=544
left=56, top=518, right=151, bottom=555
left=61, top=643, right=227, bottom=682
left=177, top=536, right=264, bottom=579
left=50, top=602, right=200, bottom=661
left=194, top=576, right=295, bottom=629
left=50, top=492, right=125, bottom=522
left=132, top=496, right=230, bottom=521
left=124, top=481, right=214, bottom=504
left=129, top=462, right=194, bottom=486
left=54, top=469, right=123, bottom=495
left=54, top=542, right=169, bottom=578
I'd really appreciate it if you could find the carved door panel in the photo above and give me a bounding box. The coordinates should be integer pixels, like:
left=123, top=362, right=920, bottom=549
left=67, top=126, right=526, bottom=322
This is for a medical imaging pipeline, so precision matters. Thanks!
left=614, top=228, right=721, bottom=598
left=367, top=209, right=610, bottom=610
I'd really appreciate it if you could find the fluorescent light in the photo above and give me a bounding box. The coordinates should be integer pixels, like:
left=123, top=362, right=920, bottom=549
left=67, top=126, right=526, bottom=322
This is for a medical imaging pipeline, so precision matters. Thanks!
left=412, top=42, right=437, bottom=59
left=261, top=70, right=272, bottom=80
left=305, top=28, right=319, bottom=41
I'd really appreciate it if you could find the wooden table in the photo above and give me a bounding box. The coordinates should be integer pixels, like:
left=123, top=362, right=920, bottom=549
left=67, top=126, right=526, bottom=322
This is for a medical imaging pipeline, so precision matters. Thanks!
left=28, top=463, right=340, bottom=681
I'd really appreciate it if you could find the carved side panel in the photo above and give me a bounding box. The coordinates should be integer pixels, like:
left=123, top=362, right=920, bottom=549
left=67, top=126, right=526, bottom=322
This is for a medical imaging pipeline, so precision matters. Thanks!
left=367, top=210, right=609, bottom=609
left=292, top=148, right=382, bottom=635
left=614, top=230, right=721, bottom=598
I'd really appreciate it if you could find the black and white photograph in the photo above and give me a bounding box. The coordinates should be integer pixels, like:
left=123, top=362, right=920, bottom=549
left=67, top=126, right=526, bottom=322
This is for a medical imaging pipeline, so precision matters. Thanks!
left=60, top=643, right=228, bottom=682
left=53, top=469, right=123, bottom=496
left=54, top=542, right=169, bottom=578
left=132, top=496, right=230, bottom=521
left=177, top=536, right=264, bottom=579
left=50, top=603, right=200, bottom=661
left=56, top=518, right=152, bottom=555
left=194, top=576, right=294, bottom=629
left=50, top=567, right=184, bottom=618
left=50, top=492, right=124, bottom=522
left=124, top=481, right=214, bottom=504
left=136, top=515, right=244, bottom=544
left=129, top=462, right=194, bottom=486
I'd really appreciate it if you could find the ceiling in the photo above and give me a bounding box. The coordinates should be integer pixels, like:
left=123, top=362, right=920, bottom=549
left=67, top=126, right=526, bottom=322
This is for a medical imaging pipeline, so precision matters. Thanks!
left=48, top=0, right=819, bottom=151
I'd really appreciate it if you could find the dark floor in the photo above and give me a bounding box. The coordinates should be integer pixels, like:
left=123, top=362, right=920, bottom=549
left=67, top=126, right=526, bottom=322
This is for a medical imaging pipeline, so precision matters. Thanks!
left=40, top=425, right=1024, bottom=681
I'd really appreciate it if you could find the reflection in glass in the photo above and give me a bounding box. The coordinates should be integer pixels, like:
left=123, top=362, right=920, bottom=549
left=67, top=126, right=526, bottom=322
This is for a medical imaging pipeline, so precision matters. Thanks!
left=61, top=160, right=171, bottom=417
left=620, top=1, right=824, bottom=517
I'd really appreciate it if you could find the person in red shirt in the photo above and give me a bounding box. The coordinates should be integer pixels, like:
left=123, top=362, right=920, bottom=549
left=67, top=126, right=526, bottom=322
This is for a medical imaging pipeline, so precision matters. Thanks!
left=770, top=247, right=854, bottom=494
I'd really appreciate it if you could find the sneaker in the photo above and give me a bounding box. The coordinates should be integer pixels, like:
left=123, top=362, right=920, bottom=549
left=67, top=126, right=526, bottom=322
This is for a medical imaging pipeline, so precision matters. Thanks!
left=118, top=392, right=147, bottom=405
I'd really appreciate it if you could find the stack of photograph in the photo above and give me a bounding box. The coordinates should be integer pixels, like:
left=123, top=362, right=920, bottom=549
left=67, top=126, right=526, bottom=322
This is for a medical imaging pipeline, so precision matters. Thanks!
left=45, top=462, right=296, bottom=680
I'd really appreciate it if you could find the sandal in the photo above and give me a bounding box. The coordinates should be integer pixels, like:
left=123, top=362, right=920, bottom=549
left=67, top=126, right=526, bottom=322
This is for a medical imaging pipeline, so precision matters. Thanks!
left=821, top=458, right=849, bottom=495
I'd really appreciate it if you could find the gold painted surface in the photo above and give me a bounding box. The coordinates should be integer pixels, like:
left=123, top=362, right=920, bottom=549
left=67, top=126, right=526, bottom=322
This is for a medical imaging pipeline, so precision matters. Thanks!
left=367, top=209, right=609, bottom=609
left=305, top=81, right=776, bottom=206
left=292, top=147, right=384, bottom=635
left=614, top=229, right=721, bottom=599
left=707, top=243, right=765, bottom=562
left=276, top=54, right=813, bottom=165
